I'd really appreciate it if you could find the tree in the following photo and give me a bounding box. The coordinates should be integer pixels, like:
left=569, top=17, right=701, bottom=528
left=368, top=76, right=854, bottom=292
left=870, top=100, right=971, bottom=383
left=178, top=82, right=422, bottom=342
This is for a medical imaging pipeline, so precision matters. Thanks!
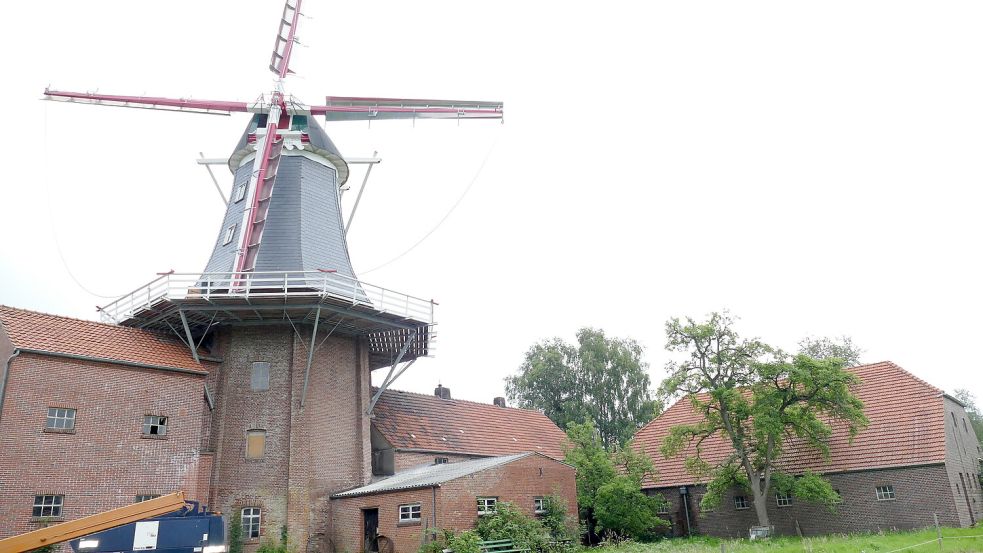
left=563, top=421, right=668, bottom=542
left=798, top=335, right=864, bottom=367
left=507, top=328, right=660, bottom=449
left=659, top=312, right=868, bottom=528
left=953, top=389, right=983, bottom=443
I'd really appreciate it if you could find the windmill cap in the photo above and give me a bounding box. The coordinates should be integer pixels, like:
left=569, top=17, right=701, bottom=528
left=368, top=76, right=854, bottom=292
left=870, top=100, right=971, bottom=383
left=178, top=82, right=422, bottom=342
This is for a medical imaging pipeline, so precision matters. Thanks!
left=228, top=116, right=350, bottom=186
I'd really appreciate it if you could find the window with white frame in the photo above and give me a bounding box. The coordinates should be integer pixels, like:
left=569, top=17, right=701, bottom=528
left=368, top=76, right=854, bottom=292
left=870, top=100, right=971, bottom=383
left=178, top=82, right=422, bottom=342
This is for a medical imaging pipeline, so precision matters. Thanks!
left=223, top=224, right=237, bottom=245
left=656, top=495, right=670, bottom=515
left=477, top=497, right=497, bottom=516
left=399, top=503, right=421, bottom=523
left=875, top=485, right=896, bottom=501
left=135, top=494, right=160, bottom=503
left=233, top=182, right=248, bottom=203
left=534, top=497, right=546, bottom=514
left=142, top=415, right=167, bottom=437
left=776, top=492, right=793, bottom=507
left=33, top=495, right=64, bottom=518
left=242, top=507, right=261, bottom=539
left=734, top=495, right=750, bottom=510
left=45, top=407, right=76, bottom=431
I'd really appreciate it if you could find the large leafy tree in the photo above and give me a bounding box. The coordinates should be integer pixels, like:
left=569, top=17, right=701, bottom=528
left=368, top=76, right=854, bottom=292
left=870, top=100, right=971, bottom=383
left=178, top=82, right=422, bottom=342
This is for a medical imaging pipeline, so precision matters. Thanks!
left=564, top=421, right=668, bottom=542
left=953, top=389, right=983, bottom=443
left=659, top=312, right=868, bottom=528
left=506, top=328, right=659, bottom=449
left=798, top=335, right=864, bottom=367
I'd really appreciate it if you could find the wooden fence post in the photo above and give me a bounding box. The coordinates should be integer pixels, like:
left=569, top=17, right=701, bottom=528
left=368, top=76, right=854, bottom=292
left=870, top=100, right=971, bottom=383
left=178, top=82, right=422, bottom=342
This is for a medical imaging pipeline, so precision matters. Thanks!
left=934, top=513, right=943, bottom=552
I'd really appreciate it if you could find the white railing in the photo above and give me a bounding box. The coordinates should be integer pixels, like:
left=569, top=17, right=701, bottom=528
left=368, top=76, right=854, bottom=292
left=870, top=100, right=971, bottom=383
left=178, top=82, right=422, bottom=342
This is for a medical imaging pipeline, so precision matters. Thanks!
left=97, top=270, right=435, bottom=326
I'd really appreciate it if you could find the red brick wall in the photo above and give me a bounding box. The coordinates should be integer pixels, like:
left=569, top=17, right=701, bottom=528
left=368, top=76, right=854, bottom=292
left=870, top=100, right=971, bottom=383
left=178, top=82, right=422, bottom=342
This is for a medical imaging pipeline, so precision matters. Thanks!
left=209, top=326, right=372, bottom=550
left=646, top=464, right=962, bottom=538
left=0, top=352, right=207, bottom=541
left=437, top=454, right=577, bottom=535
left=331, top=487, right=437, bottom=553
left=330, top=454, right=577, bottom=553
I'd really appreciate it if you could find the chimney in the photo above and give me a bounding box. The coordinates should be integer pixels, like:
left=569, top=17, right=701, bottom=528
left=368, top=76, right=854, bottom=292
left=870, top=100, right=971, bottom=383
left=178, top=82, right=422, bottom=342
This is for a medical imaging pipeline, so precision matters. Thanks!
left=434, top=384, right=451, bottom=400
left=493, top=397, right=507, bottom=408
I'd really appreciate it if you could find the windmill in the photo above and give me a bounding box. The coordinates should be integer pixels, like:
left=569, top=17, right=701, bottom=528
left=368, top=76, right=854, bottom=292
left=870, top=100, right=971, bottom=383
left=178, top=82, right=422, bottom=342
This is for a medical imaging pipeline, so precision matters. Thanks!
left=42, top=0, right=502, bottom=389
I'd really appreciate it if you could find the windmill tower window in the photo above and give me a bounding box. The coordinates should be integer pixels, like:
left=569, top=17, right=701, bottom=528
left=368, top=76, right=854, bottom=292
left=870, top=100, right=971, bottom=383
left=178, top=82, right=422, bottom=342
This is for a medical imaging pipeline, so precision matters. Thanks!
left=232, top=182, right=248, bottom=203
left=290, top=115, right=309, bottom=132
left=223, top=225, right=237, bottom=245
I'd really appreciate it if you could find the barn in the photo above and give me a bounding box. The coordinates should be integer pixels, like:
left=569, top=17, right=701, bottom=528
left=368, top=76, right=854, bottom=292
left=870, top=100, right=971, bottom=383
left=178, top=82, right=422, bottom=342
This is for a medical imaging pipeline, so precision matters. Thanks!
left=633, top=361, right=983, bottom=537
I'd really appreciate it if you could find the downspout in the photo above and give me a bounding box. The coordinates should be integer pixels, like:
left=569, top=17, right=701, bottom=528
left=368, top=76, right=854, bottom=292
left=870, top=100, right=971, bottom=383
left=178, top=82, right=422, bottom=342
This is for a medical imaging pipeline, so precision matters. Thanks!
left=0, top=349, right=21, bottom=426
left=432, top=486, right=438, bottom=534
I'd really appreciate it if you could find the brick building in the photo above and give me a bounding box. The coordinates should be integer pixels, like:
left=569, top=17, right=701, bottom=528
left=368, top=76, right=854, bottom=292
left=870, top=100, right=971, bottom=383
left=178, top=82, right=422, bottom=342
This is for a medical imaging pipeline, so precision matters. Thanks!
left=633, top=361, right=983, bottom=537
left=0, top=306, right=574, bottom=551
left=370, top=386, right=568, bottom=474
left=330, top=453, right=577, bottom=553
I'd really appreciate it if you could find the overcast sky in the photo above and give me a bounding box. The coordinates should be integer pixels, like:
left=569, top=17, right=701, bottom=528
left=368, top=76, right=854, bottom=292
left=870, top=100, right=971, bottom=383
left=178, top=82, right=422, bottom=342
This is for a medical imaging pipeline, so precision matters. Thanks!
left=1, top=1, right=981, bottom=406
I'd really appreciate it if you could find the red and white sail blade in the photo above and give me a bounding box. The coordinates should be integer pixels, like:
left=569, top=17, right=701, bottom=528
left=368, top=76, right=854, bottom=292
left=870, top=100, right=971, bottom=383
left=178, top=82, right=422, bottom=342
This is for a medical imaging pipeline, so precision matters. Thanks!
left=234, top=94, right=287, bottom=273
left=43, top=89, right=251, bottom=116
left=269, top=0, right=303, bottom=79
left=311, top=96, right=503, bottom=121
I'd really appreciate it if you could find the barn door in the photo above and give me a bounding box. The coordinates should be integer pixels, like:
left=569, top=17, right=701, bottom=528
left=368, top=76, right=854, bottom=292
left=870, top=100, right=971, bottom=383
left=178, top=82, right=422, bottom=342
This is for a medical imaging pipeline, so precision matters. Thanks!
left=363, top=508, right=379, bottom=553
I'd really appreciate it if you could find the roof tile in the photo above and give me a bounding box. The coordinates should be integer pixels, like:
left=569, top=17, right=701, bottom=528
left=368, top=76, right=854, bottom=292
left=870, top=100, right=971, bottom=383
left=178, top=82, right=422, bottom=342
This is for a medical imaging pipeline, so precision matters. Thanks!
left=0, top=305, right=208, bottom=373
left=372, top=388, right=568, bottom=460
left=633, top=362, right=945, bottom=488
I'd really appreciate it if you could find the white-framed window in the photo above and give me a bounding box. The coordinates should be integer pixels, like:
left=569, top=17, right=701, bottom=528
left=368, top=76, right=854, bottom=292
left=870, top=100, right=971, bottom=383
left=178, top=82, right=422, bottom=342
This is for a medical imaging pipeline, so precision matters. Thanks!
left=534, top=497, right=546, bottom=514
left=398, top=503, right=421, bottom=522
left=233, top=182, right=248, bottom=203
left=33, top=495, right=64, bottom=518
left=135, top=494, right=160, bottom=503
left=242, top=507, right=261, bottom=539
left=45, top=407, right=76, bottom=430
left=734, top=495, right=750, bottom=510
left=250, top=362, right=271, bottom=391
left=776, top=492, right=793, bottom=507
left=142, top=415, right=167, bottom=437
left=477, top=497, right=497, bottom=516
left=223, top=224, right=237, bottom=245
left=875, top=485, right=896, bottom=501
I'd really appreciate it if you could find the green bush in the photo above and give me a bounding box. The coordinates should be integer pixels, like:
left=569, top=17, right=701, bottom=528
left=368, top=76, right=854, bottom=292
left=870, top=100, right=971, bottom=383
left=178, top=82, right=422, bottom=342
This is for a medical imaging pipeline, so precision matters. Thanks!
left=594, top=477, right=668, bottom=541
left=418, top=528, right=480, bottom=553
left=476, top=502, right=549, bottom=551
left=228, top=512, right=243, bottom=553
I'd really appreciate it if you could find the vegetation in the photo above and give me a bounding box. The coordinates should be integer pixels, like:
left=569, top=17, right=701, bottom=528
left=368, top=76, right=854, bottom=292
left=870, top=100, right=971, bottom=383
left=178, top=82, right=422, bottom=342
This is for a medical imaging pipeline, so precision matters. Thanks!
left=583, top=527, right=983, bottom=553
left=953, top=388, right=983, bottom=444
left=256, top=524, right=291, bottom=553
left=506, top=328, right=660, bottom=450
left=564, top=421, right=668, bottom=543
left=419, top=529, right=482, bottom=553
left=227, top=511, right=243, bottom=553
left=659, top=312, right=868, bottom=528
left=796, top=336, right=863, bottom=367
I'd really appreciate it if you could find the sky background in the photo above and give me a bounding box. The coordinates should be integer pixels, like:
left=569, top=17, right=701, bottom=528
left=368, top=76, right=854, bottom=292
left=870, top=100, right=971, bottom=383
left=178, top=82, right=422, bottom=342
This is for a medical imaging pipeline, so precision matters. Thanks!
left=1, top=0, right=981, bottom=406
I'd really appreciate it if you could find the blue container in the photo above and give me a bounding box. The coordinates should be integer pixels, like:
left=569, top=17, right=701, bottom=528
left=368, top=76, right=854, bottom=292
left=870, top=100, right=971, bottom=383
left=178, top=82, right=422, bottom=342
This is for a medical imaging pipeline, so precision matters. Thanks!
left=69, top=502, right=225, bottom=553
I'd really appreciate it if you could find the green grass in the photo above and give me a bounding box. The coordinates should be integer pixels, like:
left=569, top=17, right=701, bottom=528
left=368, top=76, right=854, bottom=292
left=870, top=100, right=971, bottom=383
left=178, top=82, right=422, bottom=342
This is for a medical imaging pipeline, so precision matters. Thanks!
left=591, top=527, right=983, bottom=553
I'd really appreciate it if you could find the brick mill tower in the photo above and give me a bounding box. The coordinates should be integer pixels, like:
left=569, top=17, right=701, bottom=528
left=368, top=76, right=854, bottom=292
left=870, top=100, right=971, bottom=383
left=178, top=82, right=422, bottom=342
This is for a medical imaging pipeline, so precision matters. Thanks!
left=42, top=1, right=502, bottom=549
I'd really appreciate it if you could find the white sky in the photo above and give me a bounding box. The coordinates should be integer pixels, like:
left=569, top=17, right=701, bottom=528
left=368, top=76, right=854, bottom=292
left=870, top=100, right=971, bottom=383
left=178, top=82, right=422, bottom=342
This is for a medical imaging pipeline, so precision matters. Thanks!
left=1, top=1, right=981, bottom=406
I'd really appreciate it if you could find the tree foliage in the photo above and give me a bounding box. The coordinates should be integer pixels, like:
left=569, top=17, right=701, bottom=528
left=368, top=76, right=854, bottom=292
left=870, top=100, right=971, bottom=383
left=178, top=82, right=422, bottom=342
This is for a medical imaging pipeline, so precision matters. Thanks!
left=953, top=389, right=983, bottom=443
left=507, top=328, right=660, bottom=449
left=563, top=421, right=668, bottom=542
left=798, top=335, right=864, bottom=367
left=659, top=312, right=868, bottom=527
left=228, top=510, right=244, bottom=553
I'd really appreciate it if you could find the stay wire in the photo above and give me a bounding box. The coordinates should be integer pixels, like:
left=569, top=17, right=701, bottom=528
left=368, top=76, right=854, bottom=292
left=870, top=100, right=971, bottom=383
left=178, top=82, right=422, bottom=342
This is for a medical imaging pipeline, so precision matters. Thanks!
left=43, top=102, right=125, bottom=299
left=358, top=134, right=500, bottom=275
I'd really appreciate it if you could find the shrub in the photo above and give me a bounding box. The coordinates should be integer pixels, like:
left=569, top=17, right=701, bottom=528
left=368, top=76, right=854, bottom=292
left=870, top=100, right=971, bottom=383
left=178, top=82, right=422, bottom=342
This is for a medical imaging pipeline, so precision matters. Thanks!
left=228, top=512, right=243, bottom=553
left=593, top=476, right=668, bottom=541
left=477, top=502, right=549, bottom=551
left=418, top=528, right=480, bottom=553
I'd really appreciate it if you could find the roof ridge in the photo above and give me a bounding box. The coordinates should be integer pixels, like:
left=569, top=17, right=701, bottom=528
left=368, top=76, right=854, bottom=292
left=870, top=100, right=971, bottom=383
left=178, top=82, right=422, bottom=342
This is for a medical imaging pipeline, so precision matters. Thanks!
left=374, top=386, right=540, bottom=414
left=0, top=304, right=141, bottom=333
left=850, top=360, right=942, bottom=394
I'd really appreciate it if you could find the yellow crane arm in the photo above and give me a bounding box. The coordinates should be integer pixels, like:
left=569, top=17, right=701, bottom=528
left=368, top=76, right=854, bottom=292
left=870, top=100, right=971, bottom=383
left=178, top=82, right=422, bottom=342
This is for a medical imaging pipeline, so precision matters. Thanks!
left=0, top=492, right=187, bottom=553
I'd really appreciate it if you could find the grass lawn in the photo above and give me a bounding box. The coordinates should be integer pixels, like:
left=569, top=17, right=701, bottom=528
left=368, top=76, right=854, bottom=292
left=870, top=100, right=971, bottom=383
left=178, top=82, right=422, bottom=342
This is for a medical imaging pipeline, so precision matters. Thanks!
left=594, top=527, right=983, bottom=553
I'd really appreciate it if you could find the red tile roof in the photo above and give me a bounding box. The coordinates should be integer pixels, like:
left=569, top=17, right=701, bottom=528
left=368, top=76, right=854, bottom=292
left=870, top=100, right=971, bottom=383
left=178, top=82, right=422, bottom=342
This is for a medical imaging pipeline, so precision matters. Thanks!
left=372, top=388, right=568, bottom=460
left=633, top=362, right=946, bottom=488
left=0, top=305, right=209, bottom=374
